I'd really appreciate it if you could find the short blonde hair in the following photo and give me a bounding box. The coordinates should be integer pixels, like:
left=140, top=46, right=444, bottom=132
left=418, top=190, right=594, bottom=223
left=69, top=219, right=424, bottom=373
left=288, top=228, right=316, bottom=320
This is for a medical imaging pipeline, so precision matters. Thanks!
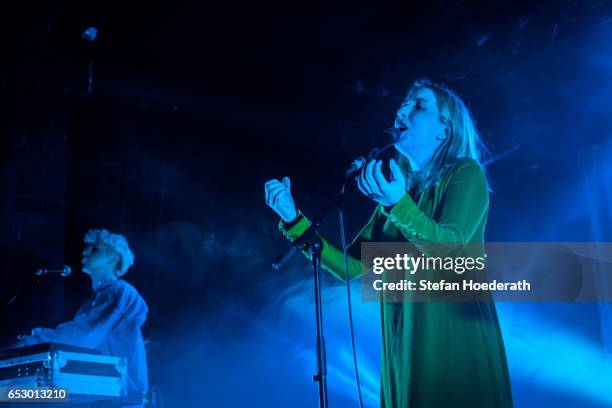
left=398, top=78, right=490, bottom=192
left=84, top=229, right=135, bottom=277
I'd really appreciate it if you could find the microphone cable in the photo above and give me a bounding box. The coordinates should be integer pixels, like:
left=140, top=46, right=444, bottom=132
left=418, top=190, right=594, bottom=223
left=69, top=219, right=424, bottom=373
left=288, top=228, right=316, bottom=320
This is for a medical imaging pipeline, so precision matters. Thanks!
left=311, top=127, right=402, bottom=407
left=337, top=130, right=402, bottom=408
left=338, top=181, right=365, bottom=408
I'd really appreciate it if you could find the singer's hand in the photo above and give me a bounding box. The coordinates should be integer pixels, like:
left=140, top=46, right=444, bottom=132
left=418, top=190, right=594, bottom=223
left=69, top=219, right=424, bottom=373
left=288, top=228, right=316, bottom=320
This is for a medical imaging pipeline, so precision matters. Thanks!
left=265, top=177, right=299, bottom=223
left=357, top=159, right=406, bottom=207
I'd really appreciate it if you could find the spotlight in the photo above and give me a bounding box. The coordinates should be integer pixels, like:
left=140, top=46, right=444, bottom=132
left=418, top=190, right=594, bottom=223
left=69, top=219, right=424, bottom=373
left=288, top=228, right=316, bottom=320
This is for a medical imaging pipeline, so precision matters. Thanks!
left=82, top=27, right=98, bottom=43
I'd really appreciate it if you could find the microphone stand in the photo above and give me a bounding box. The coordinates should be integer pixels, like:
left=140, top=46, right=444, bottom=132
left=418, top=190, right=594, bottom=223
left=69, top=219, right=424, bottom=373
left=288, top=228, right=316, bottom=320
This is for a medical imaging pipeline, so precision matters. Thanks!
left=310, top=237, right=328, bottom=408
left=272, top=132, right=398, bottom=408
left=272, top=182, right=350, bottom=408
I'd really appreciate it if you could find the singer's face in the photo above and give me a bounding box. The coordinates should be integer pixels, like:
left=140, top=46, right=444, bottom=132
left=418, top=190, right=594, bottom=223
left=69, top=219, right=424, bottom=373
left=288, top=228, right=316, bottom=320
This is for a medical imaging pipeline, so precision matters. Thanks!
left=393, top=88, right=447, bottom=168
left=82, top=244, right=120, bottom=280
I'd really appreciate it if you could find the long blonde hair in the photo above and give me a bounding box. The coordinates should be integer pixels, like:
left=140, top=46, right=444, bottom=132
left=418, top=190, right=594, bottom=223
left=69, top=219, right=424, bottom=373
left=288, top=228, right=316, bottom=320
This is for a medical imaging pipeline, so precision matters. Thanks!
left=398, top=78, right=490, bottom=193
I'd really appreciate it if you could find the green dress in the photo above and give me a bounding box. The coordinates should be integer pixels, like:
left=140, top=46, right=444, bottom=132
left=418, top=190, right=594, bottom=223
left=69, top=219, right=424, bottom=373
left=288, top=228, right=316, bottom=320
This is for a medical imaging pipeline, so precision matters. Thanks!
left=279, top=158, right=513, bottom=408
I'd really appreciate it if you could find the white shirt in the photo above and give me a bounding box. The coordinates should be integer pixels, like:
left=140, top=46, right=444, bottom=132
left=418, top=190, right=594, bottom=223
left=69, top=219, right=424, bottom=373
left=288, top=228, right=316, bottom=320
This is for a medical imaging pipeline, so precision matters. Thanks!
left=23, top=279, right=149, bottom=391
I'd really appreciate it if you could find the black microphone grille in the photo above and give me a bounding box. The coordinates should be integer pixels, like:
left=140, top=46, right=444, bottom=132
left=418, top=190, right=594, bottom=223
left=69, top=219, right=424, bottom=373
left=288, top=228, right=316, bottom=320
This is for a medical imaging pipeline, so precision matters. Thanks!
left=383, top=127, right=402, bottom=142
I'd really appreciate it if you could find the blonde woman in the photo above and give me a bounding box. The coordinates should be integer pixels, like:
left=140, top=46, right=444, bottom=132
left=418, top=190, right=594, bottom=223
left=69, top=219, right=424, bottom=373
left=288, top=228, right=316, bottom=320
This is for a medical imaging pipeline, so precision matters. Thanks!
left=265, top=79, right=513, bottom=407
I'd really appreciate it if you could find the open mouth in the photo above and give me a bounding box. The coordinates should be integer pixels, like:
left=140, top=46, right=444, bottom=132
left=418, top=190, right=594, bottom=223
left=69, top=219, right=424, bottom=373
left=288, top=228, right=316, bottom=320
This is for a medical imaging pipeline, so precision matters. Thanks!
left=387, top=127, right=407, bottom=143
left=393, top=127, right=409, bottom=143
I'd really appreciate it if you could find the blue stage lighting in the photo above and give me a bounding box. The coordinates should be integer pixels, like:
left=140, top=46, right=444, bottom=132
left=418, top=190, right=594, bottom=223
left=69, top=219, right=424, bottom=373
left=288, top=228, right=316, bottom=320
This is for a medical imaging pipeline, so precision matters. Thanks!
left=82, top=27, right=98, bottom=43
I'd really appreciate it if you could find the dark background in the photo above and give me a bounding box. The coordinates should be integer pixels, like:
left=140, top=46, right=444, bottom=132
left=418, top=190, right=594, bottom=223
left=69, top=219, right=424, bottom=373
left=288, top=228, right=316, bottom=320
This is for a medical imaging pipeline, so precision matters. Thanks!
left=1, top=1, right=612, bottom=406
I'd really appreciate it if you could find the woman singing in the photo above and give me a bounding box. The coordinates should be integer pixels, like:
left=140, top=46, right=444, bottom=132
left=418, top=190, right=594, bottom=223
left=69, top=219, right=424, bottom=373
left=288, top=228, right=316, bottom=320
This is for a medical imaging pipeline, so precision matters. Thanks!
left=265, top=79, right=513, bottom=407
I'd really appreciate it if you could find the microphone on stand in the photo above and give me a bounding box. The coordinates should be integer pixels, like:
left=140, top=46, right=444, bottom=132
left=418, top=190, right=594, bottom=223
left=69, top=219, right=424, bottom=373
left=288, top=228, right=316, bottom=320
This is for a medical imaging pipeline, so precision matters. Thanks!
left=345, top=127, right=405, bottom=179
left=345, top=157, right=367, bottom=178
left=272, top=125, right=409, bottom=408
left=35, top=266, right=72, bottom=277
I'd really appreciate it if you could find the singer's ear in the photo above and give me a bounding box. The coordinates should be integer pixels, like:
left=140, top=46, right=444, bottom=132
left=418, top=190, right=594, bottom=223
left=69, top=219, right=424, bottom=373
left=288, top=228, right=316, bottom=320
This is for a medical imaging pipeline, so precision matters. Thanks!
left=436, top=126, right=450, bottom=141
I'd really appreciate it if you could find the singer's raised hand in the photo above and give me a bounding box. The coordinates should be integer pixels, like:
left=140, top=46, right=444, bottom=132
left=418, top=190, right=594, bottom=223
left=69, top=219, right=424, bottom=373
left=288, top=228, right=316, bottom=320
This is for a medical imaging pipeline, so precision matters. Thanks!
left=357, top=158, right=407, bottom=207
left=264, top=177, right=299, bottom=223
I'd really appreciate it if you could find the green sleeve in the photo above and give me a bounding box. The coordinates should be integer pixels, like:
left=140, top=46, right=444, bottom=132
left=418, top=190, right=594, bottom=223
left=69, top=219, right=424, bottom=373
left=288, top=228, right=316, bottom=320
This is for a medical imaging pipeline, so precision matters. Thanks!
left=379, top=159, right=489, bottom=255
left=278, top=209, right=378, bottom=281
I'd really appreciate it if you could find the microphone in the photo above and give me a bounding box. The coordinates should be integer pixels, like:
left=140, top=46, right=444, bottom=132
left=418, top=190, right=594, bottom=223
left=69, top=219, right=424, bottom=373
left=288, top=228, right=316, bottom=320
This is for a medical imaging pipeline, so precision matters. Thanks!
left=345, top=127, right=405, bottom=178
left=35, top=266, right=71, bottom=277
left=345, top=157, right=366, bottom=178
left=383, top=127, right=402, bottom=142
